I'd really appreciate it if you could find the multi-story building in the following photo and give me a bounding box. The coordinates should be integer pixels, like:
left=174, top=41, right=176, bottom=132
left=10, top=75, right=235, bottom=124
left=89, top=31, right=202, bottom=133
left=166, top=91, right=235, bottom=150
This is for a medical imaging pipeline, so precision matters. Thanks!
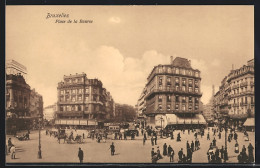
left=6, top=59, right=28, bottom=80
left=142, top=56, right=206, bottom=129
left=55, top=73, right=115, bottom=129
left=137, top=87, right=147, bottom=117
left=30, top=88, right=44, bottom=118
left=6, top=74, right=43, bottom=132
left=214, top=59, right=254, bottom=128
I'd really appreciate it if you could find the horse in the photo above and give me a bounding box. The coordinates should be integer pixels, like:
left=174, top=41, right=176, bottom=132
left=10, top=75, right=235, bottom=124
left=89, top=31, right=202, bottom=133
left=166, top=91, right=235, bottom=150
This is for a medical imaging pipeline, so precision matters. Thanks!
left=57, top=134, right=67, bottom=144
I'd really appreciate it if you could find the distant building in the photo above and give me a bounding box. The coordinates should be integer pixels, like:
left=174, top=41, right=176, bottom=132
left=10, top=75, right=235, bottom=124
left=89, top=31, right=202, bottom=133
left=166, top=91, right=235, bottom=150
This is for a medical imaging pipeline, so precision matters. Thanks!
left=139, top=56, right=206, bottom=129
left=214, top=59, right=254, bottom=128
left=202, top=85, right=215, bottom=122
left=55, top=73, right=115, bottom=129
left=43, top=104, right=57, bottom=121
left=6, top=59, right=28, bottom=80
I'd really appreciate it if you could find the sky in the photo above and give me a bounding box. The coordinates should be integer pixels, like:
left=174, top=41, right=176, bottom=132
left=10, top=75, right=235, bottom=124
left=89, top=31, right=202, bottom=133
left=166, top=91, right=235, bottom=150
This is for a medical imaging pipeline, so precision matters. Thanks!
left=6, top=5, right=254, bottom=107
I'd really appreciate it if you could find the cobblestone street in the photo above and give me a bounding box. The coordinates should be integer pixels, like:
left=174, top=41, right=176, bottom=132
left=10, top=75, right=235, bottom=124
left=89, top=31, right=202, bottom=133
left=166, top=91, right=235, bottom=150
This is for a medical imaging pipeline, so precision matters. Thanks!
left=6, top=129, right=254, bottom=163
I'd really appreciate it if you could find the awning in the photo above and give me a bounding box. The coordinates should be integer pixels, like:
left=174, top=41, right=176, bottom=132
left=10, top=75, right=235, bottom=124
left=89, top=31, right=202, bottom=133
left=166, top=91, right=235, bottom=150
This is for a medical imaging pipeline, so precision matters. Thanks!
left=166, top=114, right=206, bottom=125
left=243, top=118, right=254, bottom=127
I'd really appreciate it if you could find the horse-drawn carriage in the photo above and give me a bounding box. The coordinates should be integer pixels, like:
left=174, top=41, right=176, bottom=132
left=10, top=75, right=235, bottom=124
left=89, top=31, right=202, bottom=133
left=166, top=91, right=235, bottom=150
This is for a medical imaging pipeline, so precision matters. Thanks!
left=66, top=134, right=83, bottom=144
left=16, top=133, right=30, bottom=141
left=57, top=129, right=83, bottom=144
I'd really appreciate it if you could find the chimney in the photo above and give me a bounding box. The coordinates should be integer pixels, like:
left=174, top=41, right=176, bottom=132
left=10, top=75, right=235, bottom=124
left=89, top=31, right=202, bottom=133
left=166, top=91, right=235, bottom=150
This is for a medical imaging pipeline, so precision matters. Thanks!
left=170, top=56, right=173, bottom=64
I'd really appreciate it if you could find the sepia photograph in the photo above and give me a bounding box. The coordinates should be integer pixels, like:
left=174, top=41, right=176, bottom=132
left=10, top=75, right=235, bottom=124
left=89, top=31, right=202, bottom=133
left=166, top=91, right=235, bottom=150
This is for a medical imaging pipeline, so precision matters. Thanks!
left=5, top=5, right=254, bottom=164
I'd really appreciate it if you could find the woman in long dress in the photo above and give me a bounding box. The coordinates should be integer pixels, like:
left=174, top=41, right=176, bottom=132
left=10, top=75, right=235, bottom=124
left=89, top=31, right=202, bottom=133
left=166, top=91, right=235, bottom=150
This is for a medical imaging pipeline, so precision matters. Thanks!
left=163, top=143, right=168, bottom=156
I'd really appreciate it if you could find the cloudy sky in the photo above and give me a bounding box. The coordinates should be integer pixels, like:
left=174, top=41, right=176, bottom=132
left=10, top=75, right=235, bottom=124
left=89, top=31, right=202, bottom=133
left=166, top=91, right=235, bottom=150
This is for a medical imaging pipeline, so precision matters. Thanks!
left=6, top=5, right=253, bottom=107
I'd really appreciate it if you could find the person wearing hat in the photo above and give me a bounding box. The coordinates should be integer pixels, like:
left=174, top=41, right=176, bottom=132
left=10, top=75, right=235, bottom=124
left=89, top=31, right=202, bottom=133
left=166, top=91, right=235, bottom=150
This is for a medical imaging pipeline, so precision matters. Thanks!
left=157, top=146, right=162, bottom=159
left=78, top=147, right=84, bottom=163
left=109, top=142, right=115, bottom=156
left=8, top=138, right=13, bottom=153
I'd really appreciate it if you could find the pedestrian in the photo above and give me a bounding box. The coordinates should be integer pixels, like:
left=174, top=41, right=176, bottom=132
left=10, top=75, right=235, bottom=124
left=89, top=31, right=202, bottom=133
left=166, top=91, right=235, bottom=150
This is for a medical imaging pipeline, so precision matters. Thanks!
left=144, top=132, right=147, bottom=140
left=234, top=132, right=238, bottom=141
left=218, top=132, right=221, bottom=139
left=191, top=141, right=194, bottom=152
left=157, top=146, right=163, bottom=159
left=170, top=150, right=174, bottom=162
left=186, top=141, right=190, bottom=150
left=178, top=148, right=183, bottom=162
left=235, top=141, right=239, bottom=153
left=151, top=136, right=154, bottom=146
left=207, top=132, right=210, bottom=140
left=10, top=145, right=16, bottom=159
left=213, top=137, right=216, bottom=146
left=154, top=134, right=157, bottom=145
left=220, top=146, right=224, bottom=160
left=238, top=152, right=243, bottom=163
left=82, top=133, right=85, bottom=139
left=163, top=143, right=167, bottom=156
left=168, top=145, right=172, bottom=157
left=143, top=137, right=146, bottom=145
left=8, top=138, right=13, bottom=153
left=78, top=147, right=84, bottom=163
left=248, top=143, right=254, bottom=163
left=195, top=140, right=198, bottom=151
left=151, top=148, right=157, bottom=163
left=109, top=142, right=115, bottom=156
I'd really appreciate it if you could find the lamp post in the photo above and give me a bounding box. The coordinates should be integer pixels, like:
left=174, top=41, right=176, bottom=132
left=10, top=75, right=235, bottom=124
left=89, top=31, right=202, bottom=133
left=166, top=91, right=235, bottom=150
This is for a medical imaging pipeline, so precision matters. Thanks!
left=223, top=114, right=229, bottom=163
left=160, top=116, right=164, bottom=138
left=38, top=114, right=42, bottom=159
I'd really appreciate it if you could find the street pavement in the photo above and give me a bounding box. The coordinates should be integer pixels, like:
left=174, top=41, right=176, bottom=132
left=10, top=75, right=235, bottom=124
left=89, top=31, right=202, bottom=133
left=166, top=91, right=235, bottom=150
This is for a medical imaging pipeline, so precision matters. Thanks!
left=6, top=128, right=255, bottom=163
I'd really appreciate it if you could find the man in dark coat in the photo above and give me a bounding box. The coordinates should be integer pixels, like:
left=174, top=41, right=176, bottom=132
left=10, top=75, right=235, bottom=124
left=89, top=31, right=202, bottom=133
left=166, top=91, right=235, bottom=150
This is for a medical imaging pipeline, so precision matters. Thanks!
left=220, top=146, right=224, bottom=159
left=178, top=148, right=183, bottom=162
left=109, top=142, right=115, bottom=156
left=78, top=147, right=84, bottom=163
left=154, top=134, right=157, bottom=145
left=170, top=149, right=174, bottom=162
left=248, top=143, right=254, bottom=163
left=168, top=145, right=173, bottom=157
left=186, top=141, right=190, bottom=150
left=207, top=132, right=210, bottom=140
left=234, top=132, right=238, bottom=141
left=151, top=136, right=154, bottom=146
left=191, top=141, right=194, bottom=152
left=218, top=132, right=221, bottom=139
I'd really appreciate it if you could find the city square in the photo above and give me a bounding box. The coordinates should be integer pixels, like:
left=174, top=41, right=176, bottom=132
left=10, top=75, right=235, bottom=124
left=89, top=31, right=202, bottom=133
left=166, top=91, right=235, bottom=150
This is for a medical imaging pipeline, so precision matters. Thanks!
left=5, top=5, right=254, bottom=165
left=6, top=127, right=254, bottom=163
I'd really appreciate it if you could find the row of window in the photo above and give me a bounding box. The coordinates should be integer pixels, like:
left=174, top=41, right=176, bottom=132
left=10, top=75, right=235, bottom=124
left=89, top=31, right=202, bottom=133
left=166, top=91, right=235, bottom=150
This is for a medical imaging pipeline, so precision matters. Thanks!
left=60, top=87, right=99, bottom=95
left=158, top=103, right=199, bottom=111
left=158, top=95, right=199, bottom=103
left=157, top=67, right=199, bottom=77
left=60, top=95, right=99, bottom=102
left=64, top=77, right=84, bottom=83
left=233, top=96, right=254, bottom=104
left=232, top=86, right=254, bottom=94
left=158, top=77, right=199, bottom=86
left=60, top=104, right=101, bottom=112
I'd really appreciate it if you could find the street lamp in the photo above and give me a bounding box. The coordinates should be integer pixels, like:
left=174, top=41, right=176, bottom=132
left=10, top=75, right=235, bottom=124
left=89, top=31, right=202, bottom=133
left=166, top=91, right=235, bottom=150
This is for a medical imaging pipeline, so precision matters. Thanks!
left=160, top=116, right=164, bottom=138
left=223, top=114, right=229, bottom=163
left=38, top=114, right=42, bottom=159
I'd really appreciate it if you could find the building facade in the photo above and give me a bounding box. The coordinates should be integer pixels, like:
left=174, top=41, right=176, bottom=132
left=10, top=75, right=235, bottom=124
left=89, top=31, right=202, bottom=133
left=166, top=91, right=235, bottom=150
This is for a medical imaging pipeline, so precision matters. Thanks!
left=55, top=73, right=115, bottom=129
left=6, top=59, right=28, bottom=80
left=6, top=74, right=43, bottom=133
left=141, top=56, right=206, bottom=129
left=214, top=59, right=254, bottom=128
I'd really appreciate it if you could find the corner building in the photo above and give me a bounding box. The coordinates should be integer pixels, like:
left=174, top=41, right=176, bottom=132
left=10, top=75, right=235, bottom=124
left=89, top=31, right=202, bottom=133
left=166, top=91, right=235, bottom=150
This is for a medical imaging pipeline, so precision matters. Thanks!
left=214, top=59, right=254, bottom=128
left=55, top=73, right=115, bottom=129
left=144, top=57, right=206, bottom=129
